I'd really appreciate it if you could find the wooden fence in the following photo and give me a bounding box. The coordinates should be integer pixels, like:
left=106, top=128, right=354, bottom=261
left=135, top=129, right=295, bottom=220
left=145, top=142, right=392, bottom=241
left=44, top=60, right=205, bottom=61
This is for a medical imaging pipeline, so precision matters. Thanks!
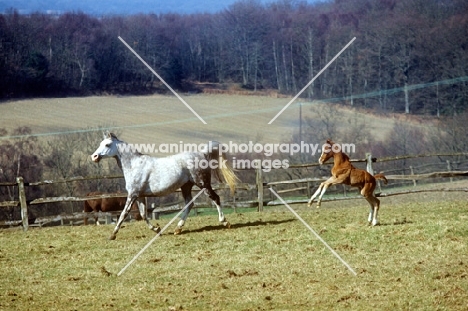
left=1, top=152, right=467, bottom=231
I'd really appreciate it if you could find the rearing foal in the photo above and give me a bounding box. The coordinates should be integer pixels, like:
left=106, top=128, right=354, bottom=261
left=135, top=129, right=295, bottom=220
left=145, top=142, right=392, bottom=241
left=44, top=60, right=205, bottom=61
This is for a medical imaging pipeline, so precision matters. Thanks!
left=308, top=140, right=387, bottom=226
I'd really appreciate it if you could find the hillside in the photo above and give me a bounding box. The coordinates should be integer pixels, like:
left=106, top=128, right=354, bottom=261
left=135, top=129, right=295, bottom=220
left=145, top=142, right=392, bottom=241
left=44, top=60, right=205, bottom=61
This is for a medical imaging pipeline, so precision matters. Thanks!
left=0, top=94, right=435, bottom=151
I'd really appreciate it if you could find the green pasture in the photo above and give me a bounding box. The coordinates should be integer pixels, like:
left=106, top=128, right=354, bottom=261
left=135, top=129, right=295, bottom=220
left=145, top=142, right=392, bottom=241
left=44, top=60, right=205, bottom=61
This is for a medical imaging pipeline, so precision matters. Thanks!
left=1, top=199, right=467, bottom=310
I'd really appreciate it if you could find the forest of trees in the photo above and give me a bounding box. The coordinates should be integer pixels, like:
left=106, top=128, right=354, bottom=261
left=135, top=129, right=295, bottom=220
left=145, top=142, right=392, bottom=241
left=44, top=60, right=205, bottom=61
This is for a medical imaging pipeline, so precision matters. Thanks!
left=1, top=0, right=468, bottom=116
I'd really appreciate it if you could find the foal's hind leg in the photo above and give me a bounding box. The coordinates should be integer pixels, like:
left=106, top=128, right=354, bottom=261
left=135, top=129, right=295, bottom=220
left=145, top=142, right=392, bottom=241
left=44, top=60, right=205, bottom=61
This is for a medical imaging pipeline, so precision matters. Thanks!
left=371, top=196, right=380, bottom=226
left=137, top=200, right=161, bottom=234
left=364, top=195, right=380, bottom=226
left=362, top=184, right=380, bottom=226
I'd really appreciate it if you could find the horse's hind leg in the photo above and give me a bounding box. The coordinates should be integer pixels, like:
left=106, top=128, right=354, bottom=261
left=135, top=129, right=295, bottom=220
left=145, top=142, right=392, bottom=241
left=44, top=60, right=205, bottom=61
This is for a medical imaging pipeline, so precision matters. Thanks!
left=109, top=195, right=137, bottom=240
left=204, top=186, right=230, bottom=228
left=137, top=200, right=161, bottom=234
left=175, top=183, right=195, bottom=235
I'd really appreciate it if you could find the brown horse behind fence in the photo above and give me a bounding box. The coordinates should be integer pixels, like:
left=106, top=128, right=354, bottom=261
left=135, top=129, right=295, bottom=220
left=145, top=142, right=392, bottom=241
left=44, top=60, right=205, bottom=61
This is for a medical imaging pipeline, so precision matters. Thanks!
left=83, top=192, right=142, bottom=225
left=307, top=139, right=388, bottom=226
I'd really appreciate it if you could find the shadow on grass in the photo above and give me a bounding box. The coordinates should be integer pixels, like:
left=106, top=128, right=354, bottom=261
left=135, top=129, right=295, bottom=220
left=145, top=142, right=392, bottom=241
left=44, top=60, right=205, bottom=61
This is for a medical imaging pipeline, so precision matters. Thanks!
left=379, top=218, right=414, bottom=226
left=179, top=218, right=297, bottom=234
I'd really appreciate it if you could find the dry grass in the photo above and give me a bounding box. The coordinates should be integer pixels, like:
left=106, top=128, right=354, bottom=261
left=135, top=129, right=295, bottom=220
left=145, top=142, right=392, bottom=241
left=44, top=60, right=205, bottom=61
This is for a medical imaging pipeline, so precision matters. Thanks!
left=1, top=198, right=467, bottom=310
left=0, top=94, right=433, bottom=147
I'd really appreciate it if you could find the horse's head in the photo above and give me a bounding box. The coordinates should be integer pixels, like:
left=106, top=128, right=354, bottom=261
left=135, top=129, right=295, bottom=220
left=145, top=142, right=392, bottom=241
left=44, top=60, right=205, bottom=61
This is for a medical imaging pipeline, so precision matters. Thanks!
left=91, top=132, right=120, bottom=163
left=318, top=139, right=335, bottom=164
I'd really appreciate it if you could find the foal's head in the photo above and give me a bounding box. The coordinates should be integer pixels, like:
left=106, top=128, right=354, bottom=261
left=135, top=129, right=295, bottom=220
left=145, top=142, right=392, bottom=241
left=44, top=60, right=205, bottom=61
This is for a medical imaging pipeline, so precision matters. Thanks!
left=318, top=139, right=336, bottom=165
left=91, top=132, right=120, bottom=163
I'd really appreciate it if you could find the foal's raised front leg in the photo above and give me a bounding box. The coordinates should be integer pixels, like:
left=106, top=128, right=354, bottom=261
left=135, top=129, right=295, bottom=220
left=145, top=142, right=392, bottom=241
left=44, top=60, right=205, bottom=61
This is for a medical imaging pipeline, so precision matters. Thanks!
left=308, top=176, right=338, bottom=208
left=307, top=183, right=325, bottom=207
left=109, top=195, right=137, bottom=240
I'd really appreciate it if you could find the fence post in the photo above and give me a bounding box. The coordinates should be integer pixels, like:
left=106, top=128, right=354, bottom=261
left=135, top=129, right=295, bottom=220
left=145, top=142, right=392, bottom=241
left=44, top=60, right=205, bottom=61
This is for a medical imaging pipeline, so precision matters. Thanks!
left=306, top=181, right=312, bottom=198
left=366, top=153, right=380, bottom=191
left=151, top=203, right=160, bottom=220
left=365, top=153, right=374, bottom=175
left=446, top=160, right=453, bottom=182
left=256, top=167, right=263, bottom=212
left=17, top=177, right=28, bottom=232
left=409, top=165, right=417, bottom=187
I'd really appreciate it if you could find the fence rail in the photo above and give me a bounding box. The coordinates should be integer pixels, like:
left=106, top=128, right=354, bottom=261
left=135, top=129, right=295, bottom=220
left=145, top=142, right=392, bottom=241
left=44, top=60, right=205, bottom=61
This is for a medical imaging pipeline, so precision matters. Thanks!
left=1, top=152, right=467, bottom=231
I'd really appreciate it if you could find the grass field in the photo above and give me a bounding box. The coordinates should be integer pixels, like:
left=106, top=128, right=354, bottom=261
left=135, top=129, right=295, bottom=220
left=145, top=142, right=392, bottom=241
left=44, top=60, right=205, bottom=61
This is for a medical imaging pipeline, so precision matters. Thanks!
left=1, top=197, right=467, bottom=310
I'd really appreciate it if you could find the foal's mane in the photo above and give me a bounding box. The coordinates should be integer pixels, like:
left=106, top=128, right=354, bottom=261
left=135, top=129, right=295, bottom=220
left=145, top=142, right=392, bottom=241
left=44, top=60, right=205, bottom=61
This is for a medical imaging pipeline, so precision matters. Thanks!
left=340, top=151, right=350, bottom=162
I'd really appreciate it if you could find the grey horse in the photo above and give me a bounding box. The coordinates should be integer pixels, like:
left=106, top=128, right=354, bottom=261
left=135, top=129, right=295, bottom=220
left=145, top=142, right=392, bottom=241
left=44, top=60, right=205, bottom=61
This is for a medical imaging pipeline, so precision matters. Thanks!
left=91, top=132, right=238, bottom=240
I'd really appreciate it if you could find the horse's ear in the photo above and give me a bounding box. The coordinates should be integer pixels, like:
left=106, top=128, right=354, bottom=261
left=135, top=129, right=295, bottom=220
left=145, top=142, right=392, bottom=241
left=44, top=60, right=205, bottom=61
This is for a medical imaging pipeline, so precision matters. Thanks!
left=326, top=139, right=333, bottom=144
left=102, top=131, right=110, bottom=140
left=109, top=132, right=118, bottom=140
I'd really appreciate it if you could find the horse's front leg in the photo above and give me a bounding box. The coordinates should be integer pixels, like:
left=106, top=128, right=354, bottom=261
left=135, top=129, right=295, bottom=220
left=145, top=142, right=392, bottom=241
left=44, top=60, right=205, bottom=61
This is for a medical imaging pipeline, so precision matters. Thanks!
left=137, top=201, right=161, bottom=233
left=109, top=196, right=137, bottom=240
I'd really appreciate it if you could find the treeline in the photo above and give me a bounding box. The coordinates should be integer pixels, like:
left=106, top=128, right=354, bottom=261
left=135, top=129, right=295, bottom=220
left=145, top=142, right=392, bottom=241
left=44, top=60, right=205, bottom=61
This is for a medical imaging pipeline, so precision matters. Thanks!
left=1, top=0, right=468, bottom=115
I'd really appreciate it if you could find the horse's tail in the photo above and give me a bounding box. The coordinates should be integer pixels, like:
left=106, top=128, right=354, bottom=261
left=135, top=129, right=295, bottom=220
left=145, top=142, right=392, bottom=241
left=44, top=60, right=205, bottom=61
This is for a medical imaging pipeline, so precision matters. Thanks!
left=207, top=141, right=240, bottom=195
left=374, top=173, right=388, bottom=185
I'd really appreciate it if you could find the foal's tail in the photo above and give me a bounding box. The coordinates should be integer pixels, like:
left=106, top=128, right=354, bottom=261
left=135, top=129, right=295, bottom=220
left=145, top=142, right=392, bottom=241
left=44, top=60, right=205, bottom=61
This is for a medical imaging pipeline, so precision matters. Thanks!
left=207, top=141, right=240, bottom=195
left=374, top=173, right=388, bottom=185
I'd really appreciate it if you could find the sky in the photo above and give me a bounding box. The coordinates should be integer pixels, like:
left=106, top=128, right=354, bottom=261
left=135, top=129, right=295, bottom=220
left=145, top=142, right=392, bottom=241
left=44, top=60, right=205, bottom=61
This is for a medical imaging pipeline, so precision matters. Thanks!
left=0, top=0, right=325, bottom=15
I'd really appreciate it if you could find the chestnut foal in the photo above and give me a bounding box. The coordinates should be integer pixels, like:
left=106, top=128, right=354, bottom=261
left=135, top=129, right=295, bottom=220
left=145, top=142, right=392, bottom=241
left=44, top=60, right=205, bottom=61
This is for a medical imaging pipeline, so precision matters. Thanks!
left=308, top=140, right=387, bottom=226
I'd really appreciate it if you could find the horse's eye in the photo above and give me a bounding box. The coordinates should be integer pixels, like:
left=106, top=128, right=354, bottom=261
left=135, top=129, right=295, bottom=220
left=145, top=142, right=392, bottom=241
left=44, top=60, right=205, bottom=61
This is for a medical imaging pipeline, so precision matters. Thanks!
left=105, top=143, right=111, bottom=147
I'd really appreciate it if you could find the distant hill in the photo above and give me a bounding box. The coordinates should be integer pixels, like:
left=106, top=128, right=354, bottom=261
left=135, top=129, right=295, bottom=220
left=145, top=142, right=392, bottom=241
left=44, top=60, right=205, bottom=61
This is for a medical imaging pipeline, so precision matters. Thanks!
left=0, top=0, right=321, bottom=15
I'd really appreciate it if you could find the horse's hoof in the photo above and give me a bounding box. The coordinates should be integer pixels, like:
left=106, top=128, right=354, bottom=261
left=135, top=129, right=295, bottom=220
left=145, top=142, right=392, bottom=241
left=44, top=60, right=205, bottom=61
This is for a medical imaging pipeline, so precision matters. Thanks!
left=152, top=226, right=161, bottom=233
left=174, top=227, right=182, bottom=235
left=108, top=235, right=116, bottom=240
left=223, top=221, right=231, bottom=229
